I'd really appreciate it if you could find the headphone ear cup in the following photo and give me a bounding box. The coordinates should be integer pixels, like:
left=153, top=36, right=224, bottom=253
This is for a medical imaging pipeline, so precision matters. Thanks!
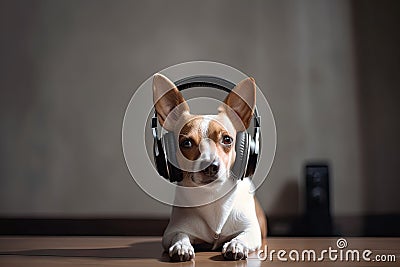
left=245, top=138, right=257, bottom=177
left=163, top=132, right=183, bottom=182
left=232, top=131, right=250, bottom=180
left=245, top=126, right=260, bottom=177
left=153, top=137, right=169, bottom=179
left=168, top=163, right=183, bottom=182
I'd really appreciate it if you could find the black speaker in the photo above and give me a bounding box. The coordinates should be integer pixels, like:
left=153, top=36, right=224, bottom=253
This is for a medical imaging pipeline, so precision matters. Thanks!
left=304, top=163, right=333, bottom=236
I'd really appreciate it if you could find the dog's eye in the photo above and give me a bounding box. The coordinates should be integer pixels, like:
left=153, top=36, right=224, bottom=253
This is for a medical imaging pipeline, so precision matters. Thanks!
left=222, top=135, right=233, bottom=145
left=180, top=138, right=193, bottom=148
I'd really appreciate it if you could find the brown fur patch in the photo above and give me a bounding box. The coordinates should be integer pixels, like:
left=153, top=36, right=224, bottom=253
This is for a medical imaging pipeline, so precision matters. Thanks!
left=255, top=197, right=267, bottom=239
left=207, top=120, right=233, bottom=154
left=178, top=118, right=202, bottom=161
left=178, top=118, right=234, bottom=163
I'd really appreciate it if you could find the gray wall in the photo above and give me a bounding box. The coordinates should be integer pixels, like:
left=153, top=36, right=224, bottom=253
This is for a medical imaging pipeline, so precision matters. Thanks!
left=353, top=0, right=400, bottom=214
left=0, top=0, right=398, bottom=218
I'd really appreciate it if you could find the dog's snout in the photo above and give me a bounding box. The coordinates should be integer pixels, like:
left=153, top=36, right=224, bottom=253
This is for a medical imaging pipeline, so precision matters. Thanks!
left=201, top=161, right=220, bottom=177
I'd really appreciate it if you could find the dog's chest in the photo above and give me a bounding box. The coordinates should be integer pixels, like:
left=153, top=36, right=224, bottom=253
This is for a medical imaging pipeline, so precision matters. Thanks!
left=191, top=181, right=255, bottom=245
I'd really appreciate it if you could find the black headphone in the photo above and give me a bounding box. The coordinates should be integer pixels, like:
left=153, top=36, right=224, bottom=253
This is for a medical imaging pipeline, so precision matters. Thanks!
left=152, top=75, right=260, bottom=182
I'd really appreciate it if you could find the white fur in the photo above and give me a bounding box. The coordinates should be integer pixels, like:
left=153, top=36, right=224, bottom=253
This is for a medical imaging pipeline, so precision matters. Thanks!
left=163, top=168, right=261, bottom=261
left=163, top=178, right=261, bottom=248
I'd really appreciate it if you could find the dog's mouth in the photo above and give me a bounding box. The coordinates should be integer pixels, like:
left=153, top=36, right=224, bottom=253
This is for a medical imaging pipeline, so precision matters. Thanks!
left=190, top=173, right=219, bottom=185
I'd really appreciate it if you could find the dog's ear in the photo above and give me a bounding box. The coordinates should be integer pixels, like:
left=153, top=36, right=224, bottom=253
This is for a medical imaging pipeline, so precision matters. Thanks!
left=220, top=77, right=256, bottom=130
left=153, top=73, right=189, bottom=131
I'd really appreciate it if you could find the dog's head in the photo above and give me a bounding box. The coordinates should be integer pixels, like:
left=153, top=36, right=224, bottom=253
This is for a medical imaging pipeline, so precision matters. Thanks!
left=153, top=74, right=256, bottom=187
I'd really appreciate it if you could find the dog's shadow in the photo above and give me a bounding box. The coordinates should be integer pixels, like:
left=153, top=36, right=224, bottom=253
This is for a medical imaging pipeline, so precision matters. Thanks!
left=0, top=241, right=172, bottom=262
left=0, top=241, right=252, bottom=263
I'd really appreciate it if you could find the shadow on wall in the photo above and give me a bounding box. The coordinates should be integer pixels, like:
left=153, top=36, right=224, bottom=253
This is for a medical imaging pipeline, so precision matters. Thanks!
left=352, top=0, right=400, bottom=217
left=259, top=179, right=299, bottom=236
left=267, top=179, right=299, bottom=216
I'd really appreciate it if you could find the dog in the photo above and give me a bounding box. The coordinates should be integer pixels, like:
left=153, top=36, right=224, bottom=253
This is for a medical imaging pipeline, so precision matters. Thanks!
left=152, top=73, right=267, bottom=261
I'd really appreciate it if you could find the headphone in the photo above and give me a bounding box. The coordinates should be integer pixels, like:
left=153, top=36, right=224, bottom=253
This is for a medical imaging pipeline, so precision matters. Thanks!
left=152, top=75, right=260, bottom=182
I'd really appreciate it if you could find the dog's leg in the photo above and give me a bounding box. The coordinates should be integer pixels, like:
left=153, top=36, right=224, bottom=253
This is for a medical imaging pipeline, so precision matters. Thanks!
left=222, top=227, right=261, bottom=261
left=254, top=196, right=267, bottom=240
left=166, top=232, right=195, bottom=262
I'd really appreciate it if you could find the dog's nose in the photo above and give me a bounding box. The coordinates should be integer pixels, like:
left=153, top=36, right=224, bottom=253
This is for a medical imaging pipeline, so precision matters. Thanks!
left=201, top=161, right=220, bottom=177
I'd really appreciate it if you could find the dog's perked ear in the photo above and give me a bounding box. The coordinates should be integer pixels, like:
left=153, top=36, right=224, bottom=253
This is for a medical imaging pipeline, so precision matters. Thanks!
left=220, top=77, right=256, bottom=131
left=152, top=74, right=190, bottom=131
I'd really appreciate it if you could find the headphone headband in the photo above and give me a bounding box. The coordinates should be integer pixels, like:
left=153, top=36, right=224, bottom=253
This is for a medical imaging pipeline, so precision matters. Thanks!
left=152, top=75, right=260, bottom=129
left=175, top=75, right=234, bottom=93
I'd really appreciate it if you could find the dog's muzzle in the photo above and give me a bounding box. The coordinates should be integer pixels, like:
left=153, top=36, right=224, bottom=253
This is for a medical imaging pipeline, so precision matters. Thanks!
left=200, top=161, right=220, bottom=177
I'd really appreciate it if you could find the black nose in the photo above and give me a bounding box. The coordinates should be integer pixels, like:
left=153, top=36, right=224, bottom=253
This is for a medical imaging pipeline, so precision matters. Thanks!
left=201, top=161, right=220, bottom=177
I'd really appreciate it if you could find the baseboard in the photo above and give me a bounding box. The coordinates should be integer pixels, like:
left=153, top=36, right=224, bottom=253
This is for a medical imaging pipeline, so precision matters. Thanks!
left=0, top=215, right=399, bottom=236
left=0, top=218, right=168, bottom=236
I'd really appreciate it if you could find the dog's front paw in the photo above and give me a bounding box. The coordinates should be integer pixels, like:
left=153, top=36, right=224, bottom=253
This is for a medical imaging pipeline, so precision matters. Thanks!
left=169, top=240, right=195, bottom=262
left=222, top=239, right=249, bottom=261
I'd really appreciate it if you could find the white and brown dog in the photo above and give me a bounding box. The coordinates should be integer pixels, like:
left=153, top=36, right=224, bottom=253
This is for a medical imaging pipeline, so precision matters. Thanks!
left=152, top=74, right=267, bottom=261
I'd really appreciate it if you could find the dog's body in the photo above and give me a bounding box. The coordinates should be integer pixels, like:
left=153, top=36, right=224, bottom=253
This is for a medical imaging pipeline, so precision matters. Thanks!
left=153, top=74, right=267, bottom=261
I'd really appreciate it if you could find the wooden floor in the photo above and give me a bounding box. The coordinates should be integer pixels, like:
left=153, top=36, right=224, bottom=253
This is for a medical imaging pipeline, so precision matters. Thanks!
left=0, top=236, right=399, bottom=266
